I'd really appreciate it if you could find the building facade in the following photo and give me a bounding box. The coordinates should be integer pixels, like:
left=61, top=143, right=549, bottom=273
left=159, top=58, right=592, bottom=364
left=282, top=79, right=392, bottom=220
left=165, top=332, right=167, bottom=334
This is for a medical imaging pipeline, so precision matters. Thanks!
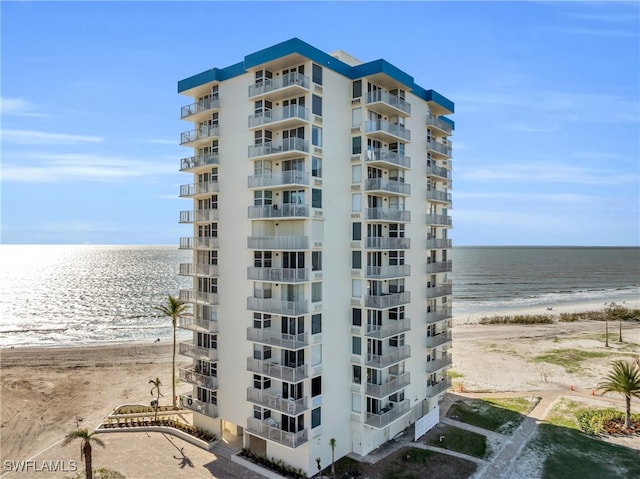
left=177, top=38, right=454, bottom=476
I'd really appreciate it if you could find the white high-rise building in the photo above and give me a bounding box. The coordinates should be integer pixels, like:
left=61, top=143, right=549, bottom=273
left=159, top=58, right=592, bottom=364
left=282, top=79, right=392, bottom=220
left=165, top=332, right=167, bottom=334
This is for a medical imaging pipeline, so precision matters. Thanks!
left=177, top=38, right=454, bottom=476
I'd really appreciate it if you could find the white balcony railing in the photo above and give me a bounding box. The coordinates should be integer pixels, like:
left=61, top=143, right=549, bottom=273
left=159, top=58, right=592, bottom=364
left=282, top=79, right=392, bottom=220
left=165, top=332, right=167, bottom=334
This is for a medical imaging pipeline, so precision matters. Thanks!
left=178, top=342, right=218, bottom=361
left=426, top=355, right=451, bottom=373
left=425, top=261, right=452, bottom=274
left=365, top=265, right=411, bottom=279
left=177, top=315, right=218, bottom=333
left=179, top=289, right=218, bottom=304
left=247, top=267, right=309, bottom=283
left=246, top=357, right=307, bottom=382
left=365, top=237, right=411, bottom=250
left=180, top=153, right=219, bottom=171
left=180, top=125, right=220, bottom=145
left=179, top=209, right=219, bottom=223
left=247, top=235, right=309, bottom=250
left=248, top=72, right=310, bottom=97
left=180, top=97, right=220, bottom=118
left=426, top=283, right=453, bottom=299
left=246, top=388, right=307, bottom=415
left=426, top=214, right=452, bottom=227
left=426, top=113, right=453, bottom=135
left=179, top=263, right=219, bottom=277
left=364, top=208, right=411, bottom=223
left=426, top=331, right=452, bottom=348
left=366, top=345, right=411, bottom=368
left=364, top=148, right=411, bottom=169
left=426, top=237, right=452, bottom=249
left=426, top=379, right=452, bottom=397
left=365, top=119, right=411, bottom=141
left=248, top=204, right=310, bottom=219
left=249, top=105, right=310, bottom=128
left=246, top=417, right=308, bottom=448
left=248, top=171, right=310, bottom=188
left=426, top=308, right=453, bottom=324
left=365, top=178, right=411, bottom=196
left=426, top=163, right=452, bottom=181
left=247, top=297, right=308, bottom=316
left=426, top=139, right=452, bottom=157
left=364, top=399, right=410, bottom=428
left=366, top=91, right=411, bottom=115
left=365, top=318, right=411, bottom=339
left=426, top=189, right=452, bottom=203
left=179, top=394, right=218, bottom=417
left=247, top=327, right=308, bottom=350
left=179, top=237, right=219, bottom=250
left=248, top=138, right=309, bottom=158
left=365, top=291, right=411, bottom=309
left=365, top=372, right=411, bottom=398
left=179, top=181, right=219, bottom=197
left=179, top=368, right=218, bottom=390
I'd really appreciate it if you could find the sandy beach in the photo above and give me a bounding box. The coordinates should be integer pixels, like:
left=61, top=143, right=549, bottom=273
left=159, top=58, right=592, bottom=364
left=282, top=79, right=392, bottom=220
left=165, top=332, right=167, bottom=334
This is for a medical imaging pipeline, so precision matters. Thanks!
left=1, top=299, right=639, bottom=476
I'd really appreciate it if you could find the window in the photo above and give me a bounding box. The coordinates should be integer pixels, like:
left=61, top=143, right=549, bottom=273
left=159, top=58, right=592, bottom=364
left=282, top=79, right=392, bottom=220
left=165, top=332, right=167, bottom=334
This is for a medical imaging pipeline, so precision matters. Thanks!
left=312, top=251, right=322, bottom=271
left=254, top=160, right=272, bottom=177
left=353, top=80, right=362, bottom=98
left=352, top=308, right=362, bottom=326
left=390, top=334, right=405, bottom=347
left=352, top=165, right=362, bottom=183
left=352, top=136, right=362, bottom=155
left=352, top=193, right=361, bottom=212
left=312, top=344, right=322, bottom=366
left=253, top=312, right=272, bottom=329
left=352, top=223, right=361, bottom=240
left=352, top=365, right=362, bottom=384
left=311, top=314, right=322, bottom=334
left=352, top=251, right=361, bottom=269
left=352, top=279, right=362, bottom=297
left=312, top=156, right=322, bottom=177
left=254, top=251, right=272, bottom=268
left=311, top=407, right=321, bottom=428
left=312, top=64, right=322, bottom=85
left=312, top=282, right=322, bottom=302
left=312, top=376, right=322, bottom=397
left=352, top=107, right=362, bottom=127
left=312, top=94, right=322, bottom=116
left=352, top=336, right=361, bottom=355
left=254, top=190, right=273, bottom=206
left=389, top=251, right=404, bottom=266
left=312, top=126, right=322, bottom=147
left=352, top=394, right=362, bottom=413
left=254, top=406, right=271, bottom=420
left=312, top=189, right=322, bottom=208
left=253, top=374, right=271, bottom=390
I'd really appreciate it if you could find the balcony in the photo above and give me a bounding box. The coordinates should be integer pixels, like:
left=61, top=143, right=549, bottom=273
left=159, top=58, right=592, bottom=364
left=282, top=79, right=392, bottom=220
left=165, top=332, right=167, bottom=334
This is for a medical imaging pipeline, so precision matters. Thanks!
left=179, top=209, right=219, bottom=223
left=366, top=119, right=411, bottom=143
left=247, top=297, right=308, bottom=316
left=365, top=372, right=411, bottom=398
left=426, top=139, right=452, bottom=159
left=365, top=318, right=411, bottom=339
left=426, top=237, right=452, bottom=249
left=179, top=181, right=219, bottom=198
left=425, top=261, right=452, bottom=274
left=426, top=283, right=453, bottom=299
left=247, top=267, right=309, bottom=283
left=426, top=308, right=453, bottom=325
left=365, top=264, right=411, bottom=279
left=364, top=148, right=411, bottom=169
left=426, top=214, right=452, bottom=227
left=249, top=105, right=310, bottom=129
left=426, top=189, right=451, bottom=204
left=246, top=417, right=308, bottom=448
left=248, top=235, right=309, bottom=250
left=179, top=289, right=218, bottom=305
left=179, top=368, right=218, bottom=390
left=179, top=237, right=219, bottom=250
left=248, top=170, right=310, bottom=189
left=246, top=357, right=307, bottom=382
left=364, top=208, right=411, bottom=223
left=180, top=97, right=220, bottom=120
left=426, top=163, right=452, bottom=182
left=426, top=379, right=452, bottom=397
left=365, top=237, right=410, bottom=250
left=248, top=72, right=310, bottom=100
left=248, top=138, right=309, bottom=160
left=426, top=113, right=453, bottom=136
left=366, top=345, right=411, bottom=369
left=426, top=355, right=451, bottom=374
left=179, top=263, right=219, bottom=277
left=178, top=315, right=218, bottom=333
left=180, top=126, right=220, bottom=146
left=366, top=90, right=411, bottom=116
left=248, top=204, right=310, bottom=220
left=179, top=394, right=218, bottom=417
left=365, top=291, right=411, bottom=309
left=247, top=327, right=309, bottom=350
left=178, top=342, right=218, bottom=361
left=426, top=331, right=452, bottom=348
left=246, top=388, right=308, bottom=415
left=365, top=398, right=410, bottom=428
left=365, top=178, right=411, bottom=196
left=180, top=153, right=219, bottom=172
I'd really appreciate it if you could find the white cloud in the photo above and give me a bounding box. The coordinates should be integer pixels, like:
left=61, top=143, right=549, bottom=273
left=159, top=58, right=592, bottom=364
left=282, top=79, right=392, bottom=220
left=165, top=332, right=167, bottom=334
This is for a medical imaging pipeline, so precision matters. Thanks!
left=1, top=129, right=103, bottom=145
left=0, top=97, right=50, bottom=118
left=142, top=138, right=177, bottom=145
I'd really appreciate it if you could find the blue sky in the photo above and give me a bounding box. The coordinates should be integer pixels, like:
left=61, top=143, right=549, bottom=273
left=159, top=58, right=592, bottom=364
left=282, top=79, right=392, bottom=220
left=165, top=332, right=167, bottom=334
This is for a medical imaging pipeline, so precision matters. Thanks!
left=1, top=1, right=638, bottom=246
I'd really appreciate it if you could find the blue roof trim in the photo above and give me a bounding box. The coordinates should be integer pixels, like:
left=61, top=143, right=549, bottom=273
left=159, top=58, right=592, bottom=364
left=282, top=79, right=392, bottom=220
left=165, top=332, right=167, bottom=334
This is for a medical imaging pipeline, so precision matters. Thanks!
left=440, top=116, right=455, bottom=130
left=178, top=38, right=455, bottom=113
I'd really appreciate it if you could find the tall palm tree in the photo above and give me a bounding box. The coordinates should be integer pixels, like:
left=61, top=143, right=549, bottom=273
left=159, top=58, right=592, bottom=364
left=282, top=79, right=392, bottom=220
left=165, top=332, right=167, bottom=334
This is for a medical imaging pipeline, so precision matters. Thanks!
left=598, top=359, right=640, bottom=429
left=63, top=428, right=105, bottom=479
left=155, top=294, right=190, bottom=407
left=149, top=377, right=164, bottom=422
left=329, top=437, right=336, bottom=476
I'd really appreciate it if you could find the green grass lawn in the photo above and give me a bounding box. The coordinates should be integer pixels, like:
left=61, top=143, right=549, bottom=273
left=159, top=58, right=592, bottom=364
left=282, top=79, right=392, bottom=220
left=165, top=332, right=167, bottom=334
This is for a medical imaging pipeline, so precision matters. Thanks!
left=532, top=348, right=610, bottom=373
left=446, top=398, right=534, bottom=435
left=426, top=425, right=488, bottom=459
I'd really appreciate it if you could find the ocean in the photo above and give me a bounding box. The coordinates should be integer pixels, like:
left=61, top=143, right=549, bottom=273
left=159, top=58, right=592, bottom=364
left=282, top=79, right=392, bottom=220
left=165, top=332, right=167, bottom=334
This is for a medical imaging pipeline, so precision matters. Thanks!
left=1, top=245, right=638, bottom=347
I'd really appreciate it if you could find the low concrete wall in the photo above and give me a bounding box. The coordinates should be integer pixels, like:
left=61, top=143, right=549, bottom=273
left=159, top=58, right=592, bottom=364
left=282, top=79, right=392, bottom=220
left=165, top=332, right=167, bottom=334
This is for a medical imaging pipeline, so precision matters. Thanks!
left=231, top=453, right=287, bottom=479
left=95, top=423, right=215, bottom=451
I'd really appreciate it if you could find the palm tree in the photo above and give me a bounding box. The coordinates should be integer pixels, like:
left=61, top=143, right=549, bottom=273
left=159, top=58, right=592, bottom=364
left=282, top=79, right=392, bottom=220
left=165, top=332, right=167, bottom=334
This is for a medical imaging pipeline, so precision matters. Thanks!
left=63, top=428, right=105, bottom=479
left=329, top=437, right=336, bottom=476
left=598, top=359, right=640, bottom=429
left=155, top=294, right=190, bottom=407
left=149, top=377, right=164, bottom=422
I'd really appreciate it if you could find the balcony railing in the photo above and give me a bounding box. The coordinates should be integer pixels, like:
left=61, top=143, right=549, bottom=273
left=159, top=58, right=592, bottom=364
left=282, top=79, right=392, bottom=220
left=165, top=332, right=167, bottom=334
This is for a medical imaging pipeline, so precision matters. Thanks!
left=179, top=181, right=219, bottom=197
left=179, top=368, right=218, bottom=390
left=366, top=345, right=411, bottom=368
left=179, top=237, right=219, bottom=250
left=248, top=138, right=309, bottom=158
left=179, top=394, right=218, bottom=417
left=179, top=289, right=218, bottom=304
left=181, top=97, right=220, bottom=119
left=178, top=342, right=218, bottom=361
left=247, top=327, right=309, bottom=350
left=366, top=91, right=411, bottom=115
left=246, top=388, right=307, bottom=415
left=246, top=417, right=308, bottom=448
left=426, top=139, right=452, bottom=157
left=426, top=163, right=451, bottom=181
left=425, top=261, right=452, bottom=274
left=178, top=315, right=218, bottom=333
left=248, top=204, right=310, bottom=219
left=180, top=153, right=220, bottom=171
left=426, top=113, right=453, bottom=135
left=365, top=237, right=410, bottom=250
left=365, top=372, right=411, bottom=398
left=426, top=237, right=452, bottom=249
left=364, top=208, right=411, bottom=223
left=426, top=355, right=451, bottom=373
left=248, top=72, right=310, bottom=98
left=249, top=105, right=310, bottom=128
left=179, top=209, right=219, bottom=223
left=365, top=291, right=411, bottom=309
left=365, top=398, right=410, bottom=428
left=247, top=267, right=309, bottom=283
left=365, top=264, right=411, bottom=279
left=247, top=297, right=308, bottom=316
left=426, top=214, right=452, bottom=227
left=246, top=357, right=307, bottom=382
left=365, top=178, right=411, bottom=196
left=364, top=148, right=411, bottom=169
left=248, top=171, right=309, bottom=188
left=366, top=119, right=411, bottom=142
left=426, top=283, right=453, bottom=299
left=180, top=126, right=220, bottom=145
left=426, top=308, right=453, bottom=324
left=247, top=235, right=309, bottom=250
left=426, top=379, right=452, bottom=397
left=179, top=263, right=219, bottom=277
left=365, top=318, right=411, bottom=339
left=426, top=331, right=452, bottom=348
left=426, top=189, right=452, bottom=203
